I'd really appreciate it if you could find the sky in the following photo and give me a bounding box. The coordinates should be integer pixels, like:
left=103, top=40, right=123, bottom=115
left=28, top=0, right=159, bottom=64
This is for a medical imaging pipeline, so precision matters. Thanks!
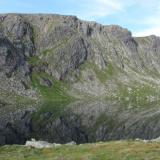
left=0, top=0, right=160, bottom=37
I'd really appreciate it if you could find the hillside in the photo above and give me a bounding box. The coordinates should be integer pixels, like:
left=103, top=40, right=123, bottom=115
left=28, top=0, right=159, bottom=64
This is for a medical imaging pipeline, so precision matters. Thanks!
left=0, top=13, right=160, bottom=145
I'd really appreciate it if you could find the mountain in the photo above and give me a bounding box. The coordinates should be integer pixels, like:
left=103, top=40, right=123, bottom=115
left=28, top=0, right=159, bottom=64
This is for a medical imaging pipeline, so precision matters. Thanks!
left=0, top=13, right=160, bottom=145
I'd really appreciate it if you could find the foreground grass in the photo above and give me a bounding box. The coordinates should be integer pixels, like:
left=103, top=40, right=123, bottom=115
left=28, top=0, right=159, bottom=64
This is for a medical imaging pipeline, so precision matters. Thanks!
left=0, top=141, right=160, bottom=160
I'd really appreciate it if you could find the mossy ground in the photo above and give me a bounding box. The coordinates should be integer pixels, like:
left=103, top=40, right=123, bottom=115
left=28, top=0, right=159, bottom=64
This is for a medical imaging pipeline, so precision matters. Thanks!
left=0, top=141, right=160, bottom=160
left=77, top=60, right=160, bottom=108
left=31, top=72, right=72, bottom=102
left=27, top=56, right=48, bottom=67
left=117, top=82, right=160, bottom=109
left=30, top=72, right=75, bottom=122
left=79, top=61, right=115, bottom=84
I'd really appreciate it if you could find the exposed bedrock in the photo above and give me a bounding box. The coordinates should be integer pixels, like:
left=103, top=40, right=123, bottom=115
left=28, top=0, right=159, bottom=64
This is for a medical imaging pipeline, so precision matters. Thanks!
left=0, top=14, right=160, bottom=145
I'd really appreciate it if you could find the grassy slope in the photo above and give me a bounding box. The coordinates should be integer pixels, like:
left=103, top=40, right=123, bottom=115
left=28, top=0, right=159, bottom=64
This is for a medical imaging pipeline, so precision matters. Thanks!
left=0, top=141, right=160, bottom=160
left=30, top=71, right=75, bottom=123
left=77, top=60, right=160, bottom=108
left=27, top=36, right=160, bottom=110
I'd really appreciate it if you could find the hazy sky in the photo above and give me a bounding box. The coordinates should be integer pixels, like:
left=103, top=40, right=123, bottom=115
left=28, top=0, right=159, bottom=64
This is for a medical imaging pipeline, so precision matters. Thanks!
left=0, top=0, right=160, bottom=37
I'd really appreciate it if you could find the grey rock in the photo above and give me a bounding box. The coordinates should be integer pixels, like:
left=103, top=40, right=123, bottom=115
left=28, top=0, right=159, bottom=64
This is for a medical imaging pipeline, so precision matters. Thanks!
left=39, top=78, right=52, bottom=87
left=1, top=13, right=160, bottom=146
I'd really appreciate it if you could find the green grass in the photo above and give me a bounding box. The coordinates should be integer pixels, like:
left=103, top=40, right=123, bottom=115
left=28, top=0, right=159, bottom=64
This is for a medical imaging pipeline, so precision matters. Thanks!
left=31, top=72, right=75, bottom=122
left=93, top=63, right=115, bottom=83
left=31, top=25, right=39, bottom=42
left=27, top=56, right=48, bottom=67
left=1, top=141, right=160, bottom=160
left=73, top=60, right=160, bottom=109
left=117, top=82, right=160, bottom=108
left=31, top=72, right=73, bottom=102
left=41, top=48, right=54, bottom=57
left=79, top=61, right=115, bottom=84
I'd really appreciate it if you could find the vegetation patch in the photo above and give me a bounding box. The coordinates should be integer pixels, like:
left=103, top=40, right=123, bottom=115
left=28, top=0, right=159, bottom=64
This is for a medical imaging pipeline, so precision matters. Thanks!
left=31, top=72, right=75, bottom=122
left=117, top=82, right=160, bottom=108
left=79, top=61, right=116, bottom=84
left=27, top=56, right=48, bottom=68
left=31, top=72, right=73, bottom=102
left=41, top=48, right=54, bottom=57
left=1, top=141, right=160, bottom=160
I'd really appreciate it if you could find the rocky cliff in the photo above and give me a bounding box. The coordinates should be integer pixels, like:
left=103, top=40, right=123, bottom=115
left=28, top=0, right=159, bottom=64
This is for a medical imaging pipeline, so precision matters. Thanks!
left=1, top=14, right=160, bottom=145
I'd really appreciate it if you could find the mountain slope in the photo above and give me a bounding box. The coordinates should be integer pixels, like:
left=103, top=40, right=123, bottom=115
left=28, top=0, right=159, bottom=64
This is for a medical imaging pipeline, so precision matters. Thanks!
left=0, top=14, right=160, bottom=145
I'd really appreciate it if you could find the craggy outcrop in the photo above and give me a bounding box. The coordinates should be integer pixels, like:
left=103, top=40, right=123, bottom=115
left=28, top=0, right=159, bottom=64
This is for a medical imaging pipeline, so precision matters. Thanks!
left=1, top=14, right=160, bottom=145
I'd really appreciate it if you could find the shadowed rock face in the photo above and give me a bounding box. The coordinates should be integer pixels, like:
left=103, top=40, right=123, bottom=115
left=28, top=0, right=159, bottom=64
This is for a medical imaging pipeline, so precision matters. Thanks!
left=1, top=101, right=160, bottom=145
left=1, top=14, right=160, bottom=145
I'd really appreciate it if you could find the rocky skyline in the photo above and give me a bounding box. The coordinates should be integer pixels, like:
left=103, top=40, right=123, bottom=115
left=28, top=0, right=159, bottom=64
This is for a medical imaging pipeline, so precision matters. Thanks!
left=0, top=14, right=160, bottom=145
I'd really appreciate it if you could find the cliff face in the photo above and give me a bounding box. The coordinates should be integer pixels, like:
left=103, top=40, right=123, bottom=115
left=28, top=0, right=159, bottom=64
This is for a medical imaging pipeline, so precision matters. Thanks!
left=1, top=14, right=160, bottom=145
